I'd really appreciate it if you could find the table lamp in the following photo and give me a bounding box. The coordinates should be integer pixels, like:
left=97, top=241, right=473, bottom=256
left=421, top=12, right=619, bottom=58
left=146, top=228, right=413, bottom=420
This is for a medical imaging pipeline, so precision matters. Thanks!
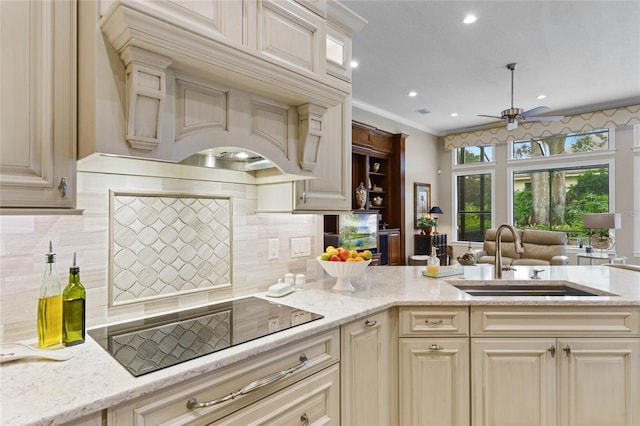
left=582, top=213, right=621, bottom=253
left=429, top=206, right=443, bottom=235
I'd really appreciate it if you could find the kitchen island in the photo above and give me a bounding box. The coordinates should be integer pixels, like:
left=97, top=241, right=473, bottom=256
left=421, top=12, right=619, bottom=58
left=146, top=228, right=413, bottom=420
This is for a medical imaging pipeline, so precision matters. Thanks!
left=1, top=265, right=639, bottom=425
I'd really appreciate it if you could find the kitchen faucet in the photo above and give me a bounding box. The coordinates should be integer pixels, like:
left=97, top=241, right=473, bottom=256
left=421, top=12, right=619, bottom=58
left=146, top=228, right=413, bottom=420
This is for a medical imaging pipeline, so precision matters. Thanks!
left=494, top=224, right=524, bottom=279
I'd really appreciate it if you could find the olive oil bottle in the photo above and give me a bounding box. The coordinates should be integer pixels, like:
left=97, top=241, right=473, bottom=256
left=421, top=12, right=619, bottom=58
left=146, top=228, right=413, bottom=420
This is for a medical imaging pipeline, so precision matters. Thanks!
left=63, top=252, right=86, bottom=346
left=37, top=241, right=62, bottom=348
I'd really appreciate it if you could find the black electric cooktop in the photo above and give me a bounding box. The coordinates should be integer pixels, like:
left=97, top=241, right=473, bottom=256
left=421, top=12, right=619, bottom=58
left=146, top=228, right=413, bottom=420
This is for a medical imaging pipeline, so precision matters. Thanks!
left=88, top=297, right=323, bottom=376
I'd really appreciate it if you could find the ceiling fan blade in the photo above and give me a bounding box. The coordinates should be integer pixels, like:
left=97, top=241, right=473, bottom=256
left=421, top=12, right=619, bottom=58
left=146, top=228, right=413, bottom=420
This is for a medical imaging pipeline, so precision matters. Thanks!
left=478, top=114, right=505, bottom=120
left=522, top=115, right=564, bottom=122
left=522, top=106, right=550, bottom=117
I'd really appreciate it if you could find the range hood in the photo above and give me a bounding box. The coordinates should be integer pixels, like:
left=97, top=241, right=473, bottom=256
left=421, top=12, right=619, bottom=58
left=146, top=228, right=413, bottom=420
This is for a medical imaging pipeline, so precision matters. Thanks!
left=92, top=0, right=364, bottom=183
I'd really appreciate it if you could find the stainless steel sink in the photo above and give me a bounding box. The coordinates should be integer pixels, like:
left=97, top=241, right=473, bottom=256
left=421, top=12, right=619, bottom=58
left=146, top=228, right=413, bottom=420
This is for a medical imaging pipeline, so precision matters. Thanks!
left=449, top=280, right=617, bottom=297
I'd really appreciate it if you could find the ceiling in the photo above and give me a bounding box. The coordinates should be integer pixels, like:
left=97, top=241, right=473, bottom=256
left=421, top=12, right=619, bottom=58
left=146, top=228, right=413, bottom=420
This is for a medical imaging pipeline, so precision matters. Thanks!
left=342, top=1, right=640, bottom=136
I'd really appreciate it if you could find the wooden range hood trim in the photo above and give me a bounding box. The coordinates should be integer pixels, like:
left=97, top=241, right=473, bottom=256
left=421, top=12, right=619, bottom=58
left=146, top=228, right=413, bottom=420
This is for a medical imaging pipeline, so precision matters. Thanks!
left=99, top=0, right=350, bottom=109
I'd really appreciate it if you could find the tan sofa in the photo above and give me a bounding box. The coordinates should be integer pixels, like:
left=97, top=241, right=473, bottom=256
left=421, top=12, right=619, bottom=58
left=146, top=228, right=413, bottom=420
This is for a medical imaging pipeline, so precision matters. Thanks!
left=476, top=229, right=569, bottom=266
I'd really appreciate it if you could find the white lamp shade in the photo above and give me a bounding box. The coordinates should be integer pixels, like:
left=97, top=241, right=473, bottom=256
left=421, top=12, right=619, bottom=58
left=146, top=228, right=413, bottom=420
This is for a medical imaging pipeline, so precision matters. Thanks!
left=583, top=213, right=621, bottom=229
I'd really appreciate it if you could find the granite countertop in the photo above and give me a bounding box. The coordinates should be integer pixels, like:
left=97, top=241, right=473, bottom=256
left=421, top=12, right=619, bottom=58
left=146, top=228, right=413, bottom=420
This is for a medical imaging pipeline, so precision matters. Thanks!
left=2, top=265, right=639, bottom=426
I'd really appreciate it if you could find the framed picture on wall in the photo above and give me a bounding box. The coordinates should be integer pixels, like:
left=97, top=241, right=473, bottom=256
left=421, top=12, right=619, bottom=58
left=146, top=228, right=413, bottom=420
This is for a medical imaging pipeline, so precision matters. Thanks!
left=414, top=182, right=431, bottom=229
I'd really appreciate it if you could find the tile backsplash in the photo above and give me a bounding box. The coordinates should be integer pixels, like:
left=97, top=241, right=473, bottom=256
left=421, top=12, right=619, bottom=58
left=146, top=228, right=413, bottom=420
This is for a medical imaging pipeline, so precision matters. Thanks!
left=110, top=191, right=232, bottom=306
left=0, top=171, right=319, bottom=343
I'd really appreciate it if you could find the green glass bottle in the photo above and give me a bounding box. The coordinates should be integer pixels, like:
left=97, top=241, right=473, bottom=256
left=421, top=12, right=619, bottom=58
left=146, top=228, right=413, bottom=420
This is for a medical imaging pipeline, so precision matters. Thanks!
left=62, top=252, right=86, bottom=346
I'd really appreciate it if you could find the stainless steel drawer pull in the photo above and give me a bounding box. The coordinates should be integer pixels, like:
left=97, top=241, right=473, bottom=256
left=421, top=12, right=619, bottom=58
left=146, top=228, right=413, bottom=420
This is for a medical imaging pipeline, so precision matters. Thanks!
left=365, top=319, right=377, bottom=327
left=425, top=320, right=443, bottom=325
left=300, top=413, right=309, bottom=426
left=429, top=344, right=444, bottom=351
left=187, top=353, right=309, bottom=409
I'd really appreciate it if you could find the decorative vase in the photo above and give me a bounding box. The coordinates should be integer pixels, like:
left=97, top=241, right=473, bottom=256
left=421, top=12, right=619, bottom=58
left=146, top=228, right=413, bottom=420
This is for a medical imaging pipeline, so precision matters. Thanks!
left=420, top=226, right=432, bottom=235
left=355, top=182, right=367, bottom=210
left=371, top=162, right=381, bottom=173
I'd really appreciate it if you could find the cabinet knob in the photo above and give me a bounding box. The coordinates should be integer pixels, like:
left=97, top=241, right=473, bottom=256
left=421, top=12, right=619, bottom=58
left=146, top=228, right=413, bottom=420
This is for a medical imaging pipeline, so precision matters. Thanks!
left=548, top=345, right=556, bottom=357
left=563, top=345, right=571, bottom=356
left=429, top=344, right=444, bottom=351
left=300, top=413, right=309, bottom=426
left=365, top=319, right=377, bottom=327
left=58, top=177, right=68, bottom=198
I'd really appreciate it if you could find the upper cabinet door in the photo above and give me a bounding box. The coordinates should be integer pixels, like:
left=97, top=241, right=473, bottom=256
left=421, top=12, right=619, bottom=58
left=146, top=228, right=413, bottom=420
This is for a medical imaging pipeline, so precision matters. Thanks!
left=0, top=0, right=77, bottom=209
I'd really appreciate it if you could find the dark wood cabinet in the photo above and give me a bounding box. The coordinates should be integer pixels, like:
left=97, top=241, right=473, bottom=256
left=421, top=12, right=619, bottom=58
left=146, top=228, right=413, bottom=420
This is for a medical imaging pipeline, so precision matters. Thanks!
left=414, top=234, right=448, bottom=265
left=380, top=229, right=402, bottom=266
left=352, top=122, right=407, bottom=265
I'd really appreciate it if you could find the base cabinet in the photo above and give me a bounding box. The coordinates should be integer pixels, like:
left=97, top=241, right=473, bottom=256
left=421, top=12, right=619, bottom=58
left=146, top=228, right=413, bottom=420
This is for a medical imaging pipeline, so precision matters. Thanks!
left=211, top=364, right=340, bottom=425
left=341, top=309, right=398, bottom=426
left=399, top=338, right=470, bottom=426
left=107, top=329, right=339, bottom=425
left=399, top=307, right=470, bottom=426
left=472, top=337, right=640, bottom=426
left=470, top=304, right=640, bottom=426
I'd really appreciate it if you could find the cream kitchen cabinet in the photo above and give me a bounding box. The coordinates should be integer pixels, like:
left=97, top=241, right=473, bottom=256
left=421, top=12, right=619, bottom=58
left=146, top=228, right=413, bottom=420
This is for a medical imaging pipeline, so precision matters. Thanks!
left=398, top=306, right=470, bottom=426
left=107, top=329, right=339, bottom=425
left=0, top=0, right=77, bottom=209
left=470, top=306, right=640, bottom=426
left=293, top=99, right=351, bottom=212
left=341, top=308, right=398, bottom=426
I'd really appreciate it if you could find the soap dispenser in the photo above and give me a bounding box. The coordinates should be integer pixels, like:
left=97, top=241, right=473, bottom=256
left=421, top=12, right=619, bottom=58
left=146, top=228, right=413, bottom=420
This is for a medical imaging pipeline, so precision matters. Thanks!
left=62, top=252, right=86, bottom=346
left=427, top=247, right=440, bottom=276
left=37, top=241, right=62, bottom=348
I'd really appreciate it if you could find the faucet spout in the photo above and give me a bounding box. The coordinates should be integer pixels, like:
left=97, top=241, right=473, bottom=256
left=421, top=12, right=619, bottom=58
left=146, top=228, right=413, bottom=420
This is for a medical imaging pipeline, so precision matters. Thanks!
left=494, top=224, right=524, bottom=279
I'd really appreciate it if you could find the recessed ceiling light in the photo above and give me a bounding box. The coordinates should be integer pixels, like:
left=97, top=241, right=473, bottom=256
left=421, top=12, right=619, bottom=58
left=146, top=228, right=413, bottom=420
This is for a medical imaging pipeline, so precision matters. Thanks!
left=350, top=60, right=359, bottom=68
left=537, top=94, right=547, bottom=100
left=463, top=14, right=477, bottom=24
left=450, top=113, right=459, bottom=117
left=408, top=91, right=417, bottom=97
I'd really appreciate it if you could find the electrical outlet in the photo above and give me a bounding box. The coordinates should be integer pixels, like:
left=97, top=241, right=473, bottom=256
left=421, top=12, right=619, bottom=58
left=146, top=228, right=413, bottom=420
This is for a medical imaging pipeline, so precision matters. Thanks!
left=290, top=237, right=311, bottom=258
left=268, top=317, right=279, bottom=333
left=290, top=310, right=312, bottom=325
left=268, top=238, right=279, bottom=260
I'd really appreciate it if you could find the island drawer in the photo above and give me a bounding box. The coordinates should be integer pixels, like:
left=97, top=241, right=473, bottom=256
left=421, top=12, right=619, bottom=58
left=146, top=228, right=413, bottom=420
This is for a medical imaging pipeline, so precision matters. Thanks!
left=399, top=306, right=469, bottom=336
left=107, top=328, right=340, bottom=426
left=470, top=306, right=640, bottom=337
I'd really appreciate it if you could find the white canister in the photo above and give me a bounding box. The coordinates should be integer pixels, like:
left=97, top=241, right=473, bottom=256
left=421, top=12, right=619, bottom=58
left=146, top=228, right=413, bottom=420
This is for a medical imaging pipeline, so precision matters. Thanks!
left=284, top=273, right=295, bottom=286
left=294, top=274, right=305, bottom=291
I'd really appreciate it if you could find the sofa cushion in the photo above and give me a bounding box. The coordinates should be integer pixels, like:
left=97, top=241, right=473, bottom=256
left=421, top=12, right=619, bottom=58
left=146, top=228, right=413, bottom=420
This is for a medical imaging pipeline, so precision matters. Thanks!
left=482, top=229, right=524, bottom=259
left=520, top=229, right=567, bottom=261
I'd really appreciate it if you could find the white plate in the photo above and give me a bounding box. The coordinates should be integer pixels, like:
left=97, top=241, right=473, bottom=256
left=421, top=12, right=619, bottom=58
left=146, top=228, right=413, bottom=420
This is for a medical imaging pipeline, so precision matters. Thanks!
left=0, top=343, right=74, bottom=363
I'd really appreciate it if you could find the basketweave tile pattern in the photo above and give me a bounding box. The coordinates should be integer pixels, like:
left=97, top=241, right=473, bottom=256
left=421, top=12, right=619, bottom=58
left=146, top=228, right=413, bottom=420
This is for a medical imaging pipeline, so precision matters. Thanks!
left=110, top=192, right=232, bottom=306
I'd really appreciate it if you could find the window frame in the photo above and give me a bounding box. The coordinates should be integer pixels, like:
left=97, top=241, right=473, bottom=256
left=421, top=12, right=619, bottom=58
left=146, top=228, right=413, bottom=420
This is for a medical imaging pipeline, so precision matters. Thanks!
left=452, top=168, right=496, bottom=242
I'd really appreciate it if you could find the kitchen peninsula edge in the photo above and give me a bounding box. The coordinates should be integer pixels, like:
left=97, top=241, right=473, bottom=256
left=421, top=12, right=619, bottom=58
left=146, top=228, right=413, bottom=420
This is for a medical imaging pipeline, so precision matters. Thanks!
left=2, top=265, right=639, bottom=425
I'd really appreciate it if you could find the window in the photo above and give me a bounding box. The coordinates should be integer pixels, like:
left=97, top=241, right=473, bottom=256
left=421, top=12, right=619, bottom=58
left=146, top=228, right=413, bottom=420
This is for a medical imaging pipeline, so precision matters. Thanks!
left=457, top=173, right=492, bottom=241
left=513, top=165, right=609, bottom=245
left=513, top=129, right=608, bottom=159
left=455, top=145, right=493, bottom=164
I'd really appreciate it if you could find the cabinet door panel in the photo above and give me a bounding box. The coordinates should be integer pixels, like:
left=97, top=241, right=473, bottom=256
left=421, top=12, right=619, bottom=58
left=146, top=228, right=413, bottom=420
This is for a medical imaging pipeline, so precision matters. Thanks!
left=471, top=338, right=556, bottom=426
left=341, top=310, right=397, bottom=426
left=295, top=100, right=350, bottom=211
left=558, top=338, right=640, bottom=426
left=400, top=338, right=469, bottom=426
left=0, top=0, right=76, bottom=208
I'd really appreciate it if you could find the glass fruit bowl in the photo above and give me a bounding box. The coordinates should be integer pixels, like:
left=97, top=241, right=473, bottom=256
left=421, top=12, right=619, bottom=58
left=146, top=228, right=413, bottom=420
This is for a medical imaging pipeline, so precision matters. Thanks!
left=317, top=257, right=372, bottom=291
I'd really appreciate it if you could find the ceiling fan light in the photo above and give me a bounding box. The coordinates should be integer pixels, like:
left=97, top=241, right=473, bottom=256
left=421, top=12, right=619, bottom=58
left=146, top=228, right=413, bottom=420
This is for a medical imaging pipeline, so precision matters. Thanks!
left=463, top=14, right=477, bottom=24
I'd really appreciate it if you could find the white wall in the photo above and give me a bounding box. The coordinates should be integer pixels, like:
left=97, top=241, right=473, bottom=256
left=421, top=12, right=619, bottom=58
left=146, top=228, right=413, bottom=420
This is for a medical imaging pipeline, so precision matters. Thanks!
left=0, top=166, right=319, bottom=343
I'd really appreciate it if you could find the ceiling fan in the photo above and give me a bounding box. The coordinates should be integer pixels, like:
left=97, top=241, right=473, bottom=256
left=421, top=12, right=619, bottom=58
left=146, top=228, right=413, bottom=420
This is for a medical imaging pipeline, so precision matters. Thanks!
left=479, top=63, right=564, bottom=130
